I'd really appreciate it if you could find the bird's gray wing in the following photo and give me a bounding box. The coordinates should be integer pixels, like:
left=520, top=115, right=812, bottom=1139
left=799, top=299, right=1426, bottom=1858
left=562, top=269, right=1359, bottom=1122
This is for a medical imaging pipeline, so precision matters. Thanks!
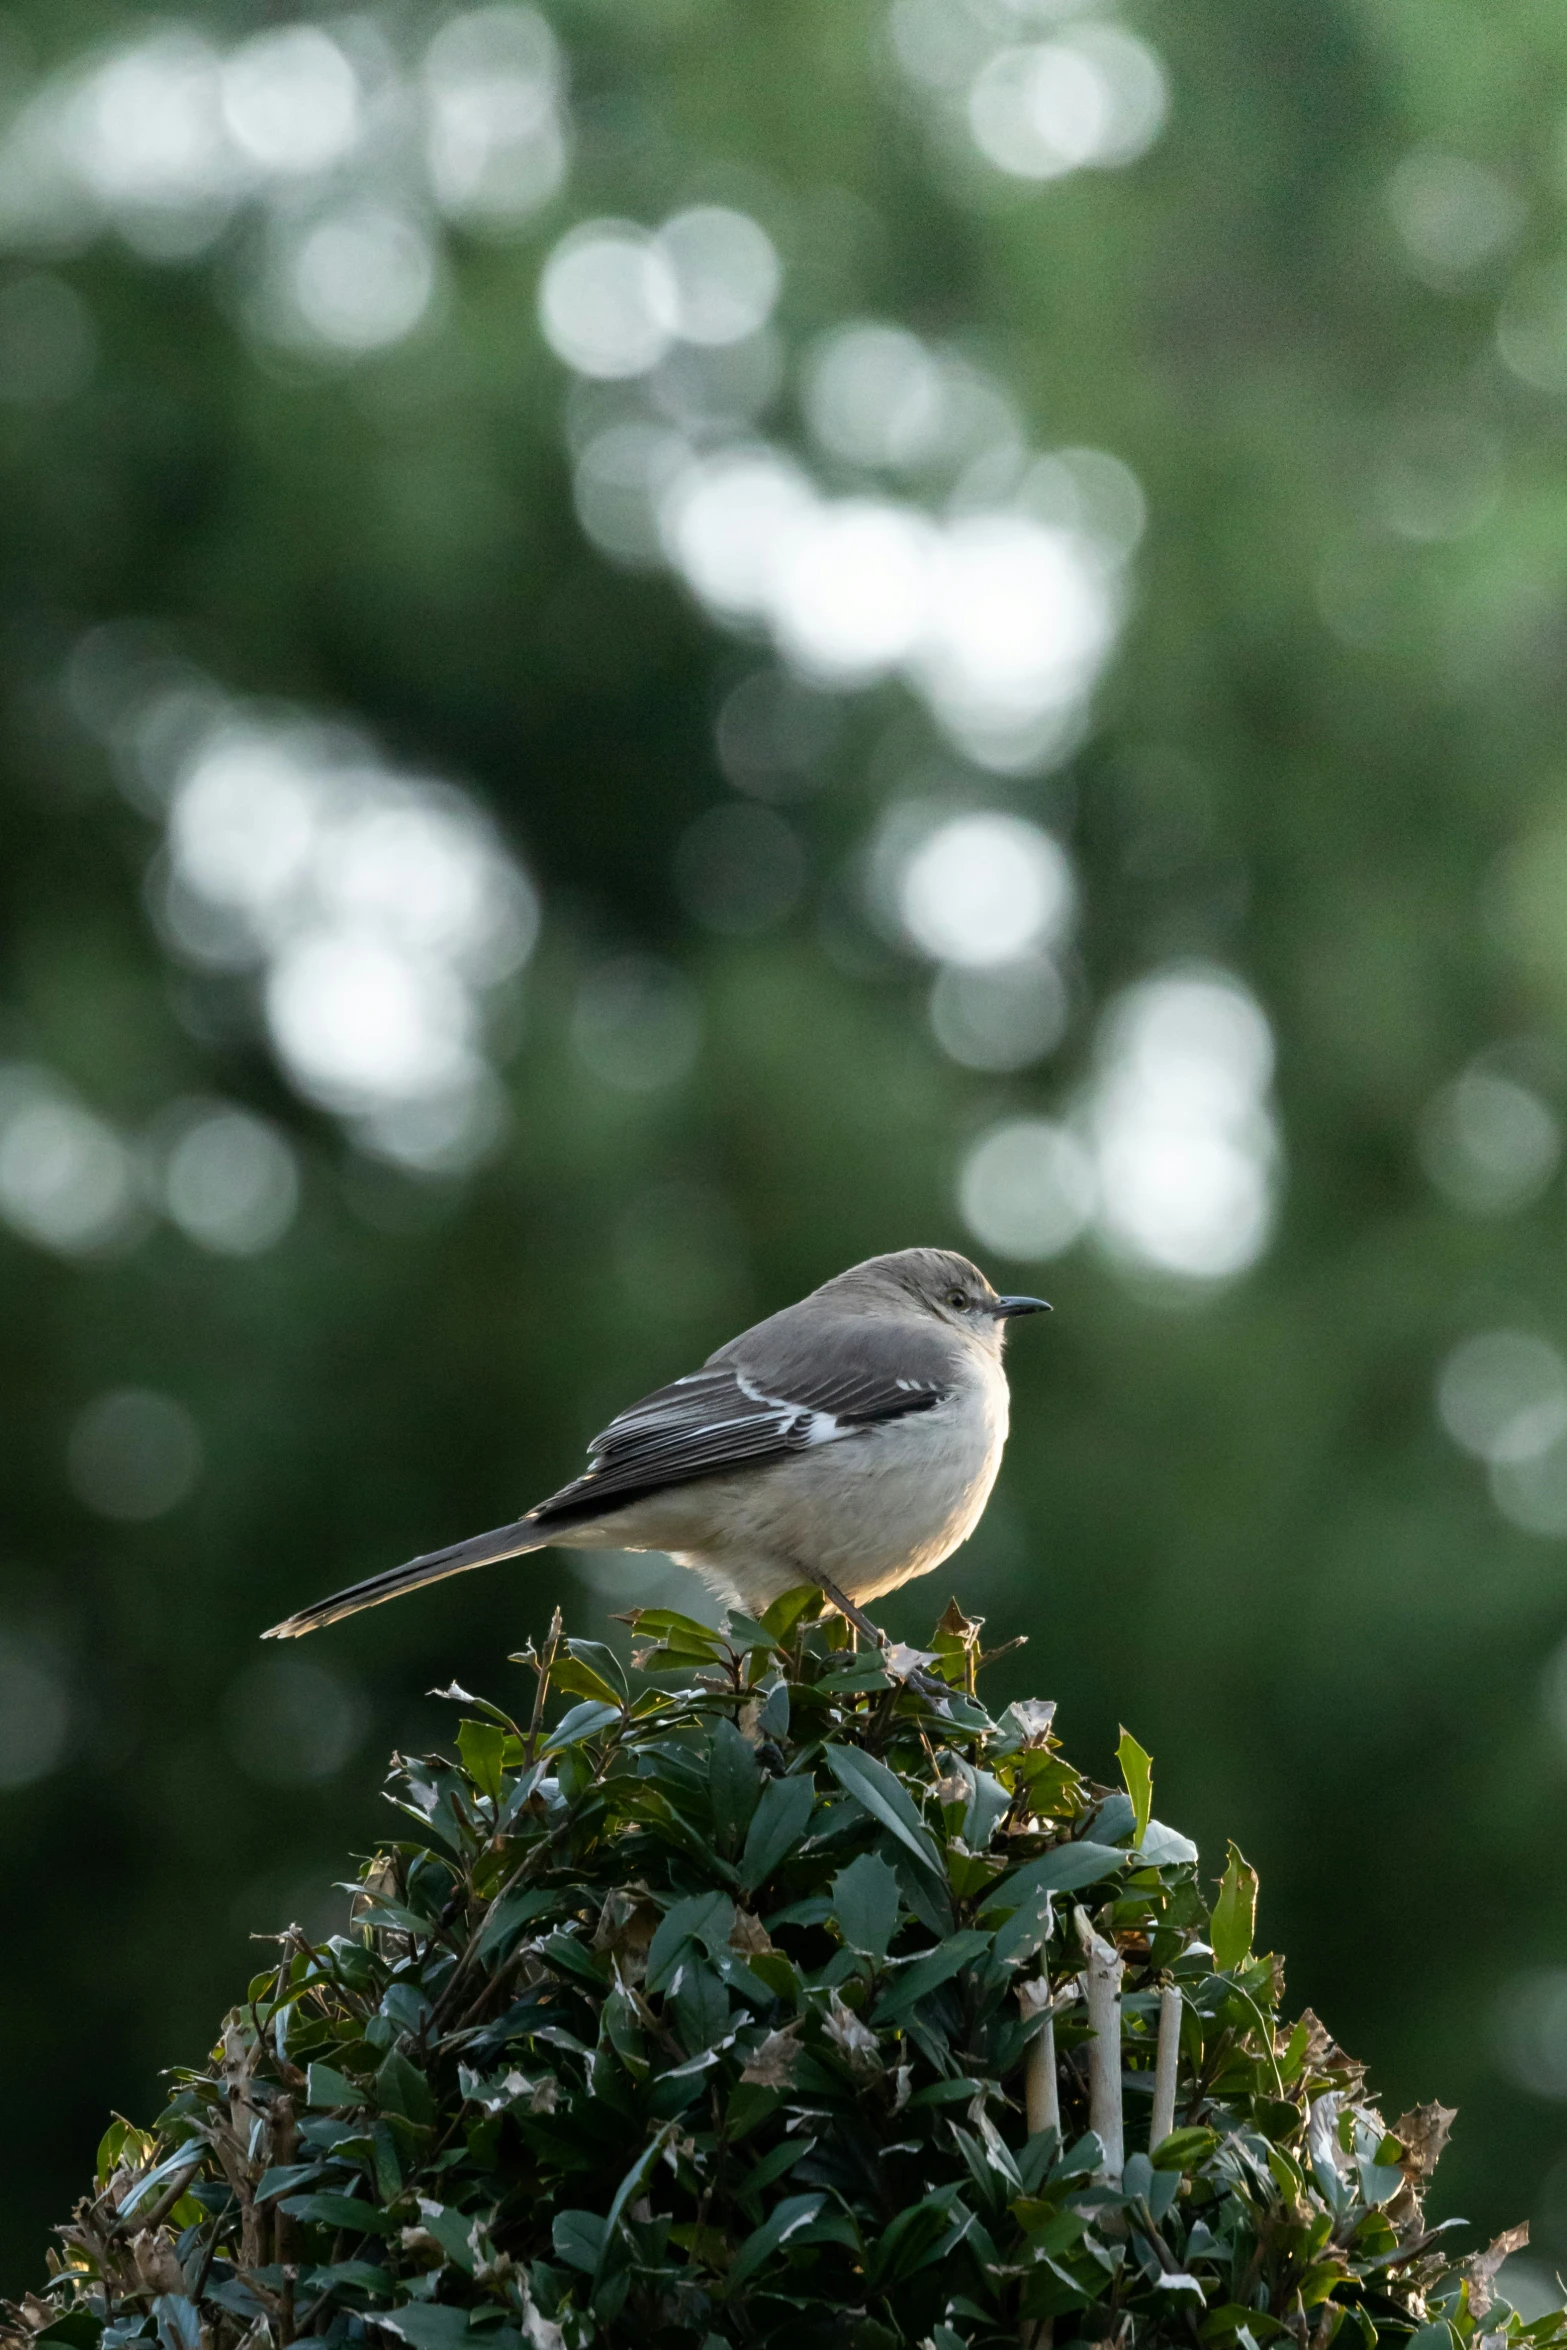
left=527, top=1314, right=955, bottom=1531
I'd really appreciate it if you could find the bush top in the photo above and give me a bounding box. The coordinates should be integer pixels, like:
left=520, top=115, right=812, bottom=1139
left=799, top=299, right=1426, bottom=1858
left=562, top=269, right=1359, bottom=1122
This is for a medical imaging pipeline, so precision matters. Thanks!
left=5, top=1594, right=1555, bottom=2350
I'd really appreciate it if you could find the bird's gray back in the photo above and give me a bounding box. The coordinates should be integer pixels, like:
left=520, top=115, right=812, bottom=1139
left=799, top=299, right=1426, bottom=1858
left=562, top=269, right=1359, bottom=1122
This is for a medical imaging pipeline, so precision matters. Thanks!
left=525, top=1286, right=976, bottom=1536
left=710, top=1292, right=970, bottom=1408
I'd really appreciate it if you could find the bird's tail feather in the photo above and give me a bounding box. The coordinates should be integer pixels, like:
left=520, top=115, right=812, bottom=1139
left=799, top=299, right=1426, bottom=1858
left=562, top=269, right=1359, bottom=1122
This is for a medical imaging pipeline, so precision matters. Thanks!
left=263, top=1518, right=544, bottom=1639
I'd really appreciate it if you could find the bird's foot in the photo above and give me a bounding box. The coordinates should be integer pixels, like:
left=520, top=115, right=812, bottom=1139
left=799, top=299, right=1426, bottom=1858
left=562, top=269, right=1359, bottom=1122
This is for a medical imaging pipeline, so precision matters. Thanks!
left=900, top=1662, right=958, bottom=1709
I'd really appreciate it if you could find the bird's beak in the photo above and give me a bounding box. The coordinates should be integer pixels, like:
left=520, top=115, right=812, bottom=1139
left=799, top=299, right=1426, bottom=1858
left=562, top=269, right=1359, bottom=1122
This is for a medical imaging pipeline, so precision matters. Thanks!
left=993, top=1295, right=1051, bottom=1318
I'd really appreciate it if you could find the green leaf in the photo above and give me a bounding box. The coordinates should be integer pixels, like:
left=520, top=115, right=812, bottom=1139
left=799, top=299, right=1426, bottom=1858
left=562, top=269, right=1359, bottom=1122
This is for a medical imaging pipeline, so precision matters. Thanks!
left=376, top=2047, right=436, bottom=2126
left=301, top=2260, right=391, bottom=2295
left=822, top=1744, right=944, bottom=1881
left=536, top=1928, right=609, bottom=1986
left=723, top=1611, right=781, bottom=1656
left=976, top=1843, right=1127, bottom=1915
left=34, top=2316, right=102, bottom=2348
left=647, top=1891, right=735, bottom=1990
left=563, top=1638, right=628, bottom=1698
left=1020, top=2260, right=1098, bottom=2320
left=710, top=1717, right=761, bottom=1856
left=457, top=1718, right=507, bottom=1803
left=113, top=2141, right=204, bottom=2219
left=376, top=2307, right=477, bottom=2350
left=1117, top=1726, right=1153, bottom=1848
left=94, top=2118, right=145, bottom=2189
left=1138, top=1819, right=1199, bottom=1868
left=728, top=2191, right=826, bottom=2286
left=154, top=2298, right=202, bottom=2350
left=738, top=1771, right=817, bottom=1891
left=865, top=2184, right=963, bottom=2289
left=305, top=2063, right=363, bottom=2110
left=1151, top=2125, right=1220, bottom=2171
left=551, top=1654, right=626, bottom=1707
left=1359, top=2153, right=1407, bottom=2208
left=418, top=2205, right=481, bottom=2273
left=757, top=1680, right=790, bottom=1740
left=873, top=1929, right=992, bottom=2021
left=930, top=1597, right=983, bottom=1685
left=553, top=2210, right=607, bottom=2274
left=741, top=2133, right=816, bottom=2199
left=961, top=1766, right=1012, bottom=1852
left=816, top=1662, right=894, bottom=1697
left=542, top=1699, right=622, bottom=1752
left=634, top=1787, right=743, bottom=1886
left=989, top=1882, right=1054, bottom=1968
left=278, top=2192, right=397, bottom=2236
left=760, top=1584, right=820, bottom=1637
left=890, top=1844, right=954, bottom=1937
left=623, top=1609, right=729, bottom=1660
left=830, top=1851, right=902, bottom=1959
left=255, top=2162, right=330, bottom=2202
left=598, top=2129, right=672, bottom=2276
left=907, top=2076, right=986, bottom=2108
left=1089, top=1790, right=1136, bottom=1844
left=672, top=1957, right=732, bottom=2055
left=1211, top=1841, right=1258, bottom=1973
left=472, top=1885, right=557, bottom=1965
left=351, top=1896, right=443, bottom=1939
left=371, top=2122, right=403, bottom=2202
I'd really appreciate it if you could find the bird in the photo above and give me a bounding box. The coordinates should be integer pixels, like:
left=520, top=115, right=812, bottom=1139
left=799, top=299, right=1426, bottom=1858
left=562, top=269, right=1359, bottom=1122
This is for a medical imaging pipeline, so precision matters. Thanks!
left=263, top=1247, right=1049, bottom=1648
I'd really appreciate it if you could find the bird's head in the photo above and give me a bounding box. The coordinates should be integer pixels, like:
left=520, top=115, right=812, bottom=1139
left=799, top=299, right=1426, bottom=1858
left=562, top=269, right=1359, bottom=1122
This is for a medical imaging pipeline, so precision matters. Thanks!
left=821, top=1247, right=1051, bottom=1351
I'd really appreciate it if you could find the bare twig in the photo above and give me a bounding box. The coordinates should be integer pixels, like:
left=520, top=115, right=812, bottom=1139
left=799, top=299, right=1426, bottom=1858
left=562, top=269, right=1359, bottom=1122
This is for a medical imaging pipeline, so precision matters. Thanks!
left=114, top=2165, right=201, bottom=2240
left=525, top=1609, right=564, bottom=1766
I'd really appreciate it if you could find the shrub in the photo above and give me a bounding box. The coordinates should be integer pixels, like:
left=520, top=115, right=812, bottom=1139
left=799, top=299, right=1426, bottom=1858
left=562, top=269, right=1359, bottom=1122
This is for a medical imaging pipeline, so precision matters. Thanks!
left=3, top=1594, right=1555, bottom=2350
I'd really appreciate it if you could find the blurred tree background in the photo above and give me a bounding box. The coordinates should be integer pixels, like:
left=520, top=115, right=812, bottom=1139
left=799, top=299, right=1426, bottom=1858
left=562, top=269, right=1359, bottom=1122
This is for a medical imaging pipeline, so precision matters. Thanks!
left=5, top=0, right=1567, bottom=2306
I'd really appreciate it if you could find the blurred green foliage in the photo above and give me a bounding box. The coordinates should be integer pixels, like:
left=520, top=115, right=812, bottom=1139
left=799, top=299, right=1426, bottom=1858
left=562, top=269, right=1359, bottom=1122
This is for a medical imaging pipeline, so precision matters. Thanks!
left=4, top=0, right=1567, bottom=2313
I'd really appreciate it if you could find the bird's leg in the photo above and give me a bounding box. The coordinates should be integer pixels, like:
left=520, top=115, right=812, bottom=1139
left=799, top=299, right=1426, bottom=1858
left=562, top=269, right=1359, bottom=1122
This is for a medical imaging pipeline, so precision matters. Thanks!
left=816, top=1578, right=886, bottom=1650
left=816, top=1578, right=952, bottom=1709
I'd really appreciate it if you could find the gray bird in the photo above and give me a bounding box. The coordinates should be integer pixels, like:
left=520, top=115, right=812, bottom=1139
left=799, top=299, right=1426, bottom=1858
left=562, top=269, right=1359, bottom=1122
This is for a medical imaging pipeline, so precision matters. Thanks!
left=263, top=1247, right=1048, bottom=1645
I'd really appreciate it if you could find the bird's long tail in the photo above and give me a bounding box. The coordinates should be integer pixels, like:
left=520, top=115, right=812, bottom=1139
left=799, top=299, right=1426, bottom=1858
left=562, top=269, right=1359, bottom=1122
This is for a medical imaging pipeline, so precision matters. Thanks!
left=262, top=1518, right=545, bottom=1639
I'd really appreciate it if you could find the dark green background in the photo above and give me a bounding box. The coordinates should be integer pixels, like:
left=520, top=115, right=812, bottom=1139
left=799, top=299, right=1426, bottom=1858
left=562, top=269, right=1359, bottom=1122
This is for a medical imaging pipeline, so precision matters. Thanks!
left=5, top=0, right=1567, bottom=2303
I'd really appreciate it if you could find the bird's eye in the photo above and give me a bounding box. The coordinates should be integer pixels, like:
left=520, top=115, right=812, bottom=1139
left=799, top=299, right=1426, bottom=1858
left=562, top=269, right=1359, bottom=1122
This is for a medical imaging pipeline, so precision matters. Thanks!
left=946, top=1288, right=969, bottom=1309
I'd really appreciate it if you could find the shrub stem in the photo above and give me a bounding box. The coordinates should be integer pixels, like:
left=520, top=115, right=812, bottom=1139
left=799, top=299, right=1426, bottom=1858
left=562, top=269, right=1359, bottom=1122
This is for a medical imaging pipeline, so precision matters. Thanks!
left=1018, top=1976, right=1059, bottom=2139
left=1074, top=1907, right=1124, bottom=2181
left=1150, top=1984, right=1182, bottom=2151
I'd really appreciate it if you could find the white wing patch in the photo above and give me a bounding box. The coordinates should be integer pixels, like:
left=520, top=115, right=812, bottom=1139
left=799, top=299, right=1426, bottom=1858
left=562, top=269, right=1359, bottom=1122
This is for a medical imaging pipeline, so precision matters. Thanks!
left=735, top=1370, right=847, bottom=1449
left=530, top=1350, right=951, bottom=1528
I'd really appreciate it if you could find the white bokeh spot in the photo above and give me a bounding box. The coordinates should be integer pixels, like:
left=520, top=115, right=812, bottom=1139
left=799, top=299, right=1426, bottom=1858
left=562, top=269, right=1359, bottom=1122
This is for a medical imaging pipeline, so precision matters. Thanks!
left=1082, top=968, right=1280, bottom=1283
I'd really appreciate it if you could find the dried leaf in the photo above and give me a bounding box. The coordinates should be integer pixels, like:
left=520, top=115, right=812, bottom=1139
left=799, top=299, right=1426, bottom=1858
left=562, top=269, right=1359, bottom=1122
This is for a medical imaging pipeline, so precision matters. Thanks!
left=727, top=1908, right=775, bottom=1957
left=1465, top=2223, right=1530, bottom=2319
left=516, top=2278, right=566, bottom=2350
left=592, top=1885, right=659, bottom=1982
left=824, top=1995, right=881, bottom=2075
left=1393, top=2102, right=1457, bottom=2184
left=129, top=2231, right=185, bottom=2296
left=739, top=2026, right=801, bottom=2088
left=1006, top=1699, right=1058, bottom=1745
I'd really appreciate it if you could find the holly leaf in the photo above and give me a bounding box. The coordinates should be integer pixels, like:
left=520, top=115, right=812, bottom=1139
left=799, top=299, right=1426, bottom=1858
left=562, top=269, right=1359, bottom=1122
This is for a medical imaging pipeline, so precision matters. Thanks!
left=1116, top=1726, right=1153, bottom=1849
left=1211, top=1841, right=1258, bottom=1973
left=829, top=1852, right=902, bottom=1960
